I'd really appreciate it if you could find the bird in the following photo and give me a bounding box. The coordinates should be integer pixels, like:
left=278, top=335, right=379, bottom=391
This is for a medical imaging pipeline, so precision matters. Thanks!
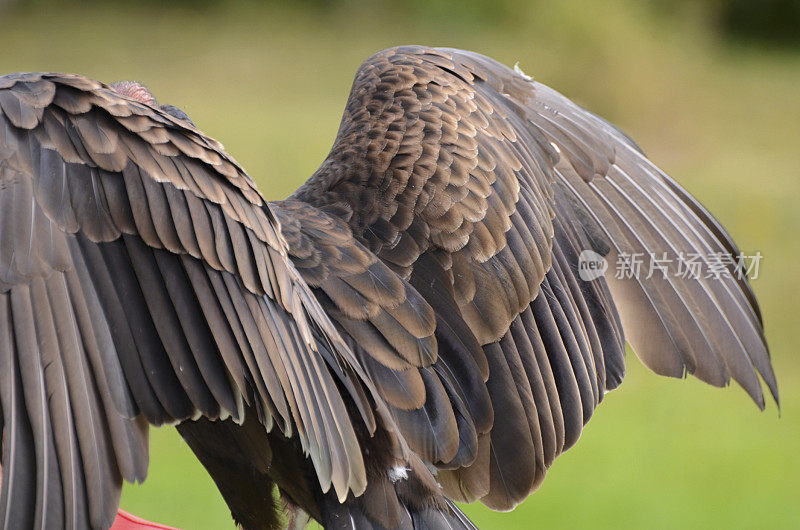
left=0, top=45, right=778, bottom=530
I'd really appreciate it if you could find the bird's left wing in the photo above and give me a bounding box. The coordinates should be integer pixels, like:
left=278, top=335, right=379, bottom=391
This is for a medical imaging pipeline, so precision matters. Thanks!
left=0, top=73, right=377, bottom=529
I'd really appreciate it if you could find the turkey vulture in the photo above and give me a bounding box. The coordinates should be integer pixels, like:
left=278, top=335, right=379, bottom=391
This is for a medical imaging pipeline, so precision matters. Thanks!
left=0, top=46, right=778, bottom=530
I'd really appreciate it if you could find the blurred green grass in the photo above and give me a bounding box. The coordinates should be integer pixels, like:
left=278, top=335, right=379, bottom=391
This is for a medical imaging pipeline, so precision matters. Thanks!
left=1, top=1, right=798, bottom=528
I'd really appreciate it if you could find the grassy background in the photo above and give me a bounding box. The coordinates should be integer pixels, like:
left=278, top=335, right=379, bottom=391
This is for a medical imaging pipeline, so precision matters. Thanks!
left=1, top=1, right=798, bottom=528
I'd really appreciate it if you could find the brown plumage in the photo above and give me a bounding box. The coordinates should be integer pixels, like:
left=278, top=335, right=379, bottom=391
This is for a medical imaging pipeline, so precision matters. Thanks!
left=0, top=46, right=777, bottom=529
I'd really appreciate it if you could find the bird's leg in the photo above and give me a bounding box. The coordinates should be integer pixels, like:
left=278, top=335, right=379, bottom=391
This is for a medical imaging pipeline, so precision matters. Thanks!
left=282, top=497, right=310, bottom=530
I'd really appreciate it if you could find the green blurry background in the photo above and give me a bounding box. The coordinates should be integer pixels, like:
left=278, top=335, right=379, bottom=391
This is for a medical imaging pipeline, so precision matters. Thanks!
left=1, top=0, right=798, bottom=528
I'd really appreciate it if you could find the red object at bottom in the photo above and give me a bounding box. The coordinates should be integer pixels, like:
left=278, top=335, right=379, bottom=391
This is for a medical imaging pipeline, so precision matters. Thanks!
left=111, top=509, right=180, bottom=530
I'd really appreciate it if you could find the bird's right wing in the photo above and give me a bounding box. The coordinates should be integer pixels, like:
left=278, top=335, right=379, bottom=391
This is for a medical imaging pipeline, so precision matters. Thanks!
left=293, top=46, right=777, bottom=511
left=0, top=72, right=381, bottom=529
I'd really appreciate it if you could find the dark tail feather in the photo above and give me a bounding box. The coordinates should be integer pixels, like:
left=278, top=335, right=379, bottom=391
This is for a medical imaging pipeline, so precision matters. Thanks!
left=322, top=496, right=478, bottom=530
left=416, top=499, right=478, bottom=530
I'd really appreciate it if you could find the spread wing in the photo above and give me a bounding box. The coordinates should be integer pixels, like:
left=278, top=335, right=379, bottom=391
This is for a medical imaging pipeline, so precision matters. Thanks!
left=0, top=47, right=780, bottom=527
left=294, top=46, right=778, bottom=510
left=0, top=73, right=387, bottom=528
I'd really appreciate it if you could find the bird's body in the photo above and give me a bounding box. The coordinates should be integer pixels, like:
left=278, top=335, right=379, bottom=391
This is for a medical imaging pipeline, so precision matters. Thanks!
left=0, top=46, right=777, bottom=529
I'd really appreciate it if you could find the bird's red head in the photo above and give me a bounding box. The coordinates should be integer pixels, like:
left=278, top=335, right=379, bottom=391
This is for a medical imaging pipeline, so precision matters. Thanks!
left=110, top=80, right=195, bottom=125
left=110, top=81, right=157, bottom=106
